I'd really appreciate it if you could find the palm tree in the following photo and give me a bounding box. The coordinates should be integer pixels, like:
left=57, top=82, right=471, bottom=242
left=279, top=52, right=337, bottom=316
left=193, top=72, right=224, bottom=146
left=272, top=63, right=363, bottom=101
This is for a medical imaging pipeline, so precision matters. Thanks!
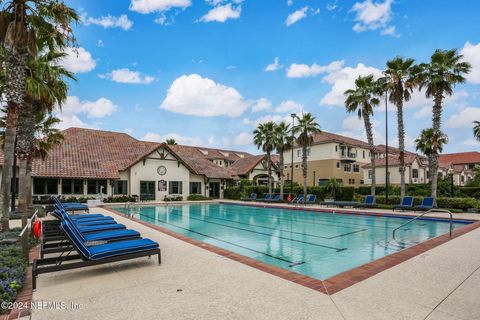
left=293, top=113, right=321, bottom=200
left=325, top=178, right=342, bottom=199
left=273, top=121, right=291, bottom=199
left=414, top=128, right=448, bottom=182
left=0, top=0, right=78, bottom=231
left=253, top=121, right=276, bottom=194
left=345, top=75, right=382, bottom=196
left=473, top=121, right=480, bottom=142
left=417, top=49, right=471, bottom=200
left=384, top=56, right=417, bottom=198
left=16, top=54, right=71, bottom=225
left=166, top=138, right=177, bottom=145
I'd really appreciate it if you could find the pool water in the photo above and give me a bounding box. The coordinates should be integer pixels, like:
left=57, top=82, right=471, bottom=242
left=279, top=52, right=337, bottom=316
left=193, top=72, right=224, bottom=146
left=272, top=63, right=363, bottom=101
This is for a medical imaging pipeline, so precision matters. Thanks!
left=113, top=203, right=468, bottom=280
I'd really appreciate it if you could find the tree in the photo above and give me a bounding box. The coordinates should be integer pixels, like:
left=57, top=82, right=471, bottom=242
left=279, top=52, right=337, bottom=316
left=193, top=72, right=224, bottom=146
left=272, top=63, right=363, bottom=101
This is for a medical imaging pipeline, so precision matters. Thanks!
left=166, top=138, right=177, bottom=145
left=273, top=121, right=291, bottom=199
left=0, top=0, right=78, bottom=231
left=417, top=49, right=471, bottom=201
left=325, top=178, right=342, bottom=199
left=253, top=121, right=276, bottom=194
left=293, top=113, right=320, bottom=200
left=414, top=128, right=448, bottom=182
left=345, top=75, right=382, bottom=196
left=15, top=50, right=72, bottom=224
left=384, top=56, right=417, bottom=198
left=473, top=121, right=480, bottom=142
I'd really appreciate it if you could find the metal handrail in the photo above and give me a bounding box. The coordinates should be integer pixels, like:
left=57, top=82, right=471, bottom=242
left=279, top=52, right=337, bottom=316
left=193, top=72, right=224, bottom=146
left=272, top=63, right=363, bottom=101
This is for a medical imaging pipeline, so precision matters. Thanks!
left=392, top=209, right=453, bottom=241
left=19, top=209, right=40, bottom=258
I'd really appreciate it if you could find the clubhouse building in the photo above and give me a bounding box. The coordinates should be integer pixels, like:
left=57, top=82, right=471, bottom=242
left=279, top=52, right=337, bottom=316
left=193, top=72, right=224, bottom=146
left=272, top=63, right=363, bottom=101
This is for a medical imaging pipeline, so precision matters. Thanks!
left=0, top=128, right=279, bottom=201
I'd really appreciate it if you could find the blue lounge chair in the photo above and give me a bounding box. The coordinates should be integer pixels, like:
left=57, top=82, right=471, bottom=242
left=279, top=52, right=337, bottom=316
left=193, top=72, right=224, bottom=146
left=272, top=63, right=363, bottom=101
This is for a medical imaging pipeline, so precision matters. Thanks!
left=355, top=195, right=376, bottom=208
left=33, top=219, right=160, bottom=289
left=393, top=196, right=414, bottom=211
left=52, top=196, right=89, bottom=212
left=290, top=194, right=304, bottom=204
left=264, top=194, right=281, bottom=202
left=259, top=193, right=272, bottom=201
left=304, top=194, right=317, bottom=205
left=414, top=197, right=435, bottom=212
left=241, top=193, right=257, bottom=201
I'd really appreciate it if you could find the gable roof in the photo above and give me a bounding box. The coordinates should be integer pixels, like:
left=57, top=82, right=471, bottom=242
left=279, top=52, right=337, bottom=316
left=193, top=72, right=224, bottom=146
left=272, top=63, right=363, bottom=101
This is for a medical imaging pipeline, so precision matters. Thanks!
left=307, top=131, right=371, bottom=149
left=439, top=152, right=480, bottom=166
left=229, top=155, right=266, bottom=176
left=31, top=128, right=159, bottom=179
left=363, top=153, right=424, bottom=169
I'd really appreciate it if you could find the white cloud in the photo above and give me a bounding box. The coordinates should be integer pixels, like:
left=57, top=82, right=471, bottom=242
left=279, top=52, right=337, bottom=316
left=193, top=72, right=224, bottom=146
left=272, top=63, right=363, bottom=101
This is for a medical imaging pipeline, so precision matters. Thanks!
left=410, top=90, right=469, bottom=118
left=286, top=60, right=344, bottom=78
left=235, top=132, right=253, bottom=146
left=460, top=41, right=480, bottom=84
left=58, top=47, right=96, bottom=73
left=141, top=132, right=203, bottom=146
left=320, top=63, right=383, bottom=107
left=287, top=0, right=294, bottom=6
left=326, top=3, right=338, bottom=11
left=160, top=74, right=249, bottom=117
left=129, top=0, right=192, bottom=14
left=251, top=98, right=272, bottom=113
left=380, top=25, right=399, bottom=37
left=199, top=3, right=241, bottom=23
left=265, top=57, right=283, bottom=72
left=342, top=116, right=363, bottom=130
left=286, top=6, right=308, bottom=26
left=56, top=96, right=118, bottom=129
left=464, top=138, right=480, bottom=147
left=100, top=68, right=155, bottom=84
left=350, top=0, right=396, bottom=36
left=275, top=100, right=304, bottom=113
left=446, top=107, right=480, bottom=128
left=84, top=14, right=133, bottom=31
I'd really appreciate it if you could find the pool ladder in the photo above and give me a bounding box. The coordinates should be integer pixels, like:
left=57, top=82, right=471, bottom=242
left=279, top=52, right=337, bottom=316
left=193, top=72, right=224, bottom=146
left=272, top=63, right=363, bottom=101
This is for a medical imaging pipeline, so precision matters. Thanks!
left=392, top=209, right=453, bottom=241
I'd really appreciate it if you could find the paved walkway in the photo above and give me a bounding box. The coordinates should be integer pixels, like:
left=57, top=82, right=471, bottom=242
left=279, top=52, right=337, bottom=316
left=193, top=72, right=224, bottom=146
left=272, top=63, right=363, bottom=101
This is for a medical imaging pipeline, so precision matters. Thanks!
left=31, top=205, right=480, bottom=320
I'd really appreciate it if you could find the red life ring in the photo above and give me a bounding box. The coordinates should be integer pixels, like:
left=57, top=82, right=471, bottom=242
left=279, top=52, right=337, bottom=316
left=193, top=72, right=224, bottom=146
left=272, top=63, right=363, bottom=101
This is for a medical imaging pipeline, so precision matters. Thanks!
left=33, top=220, right=42, bottom=239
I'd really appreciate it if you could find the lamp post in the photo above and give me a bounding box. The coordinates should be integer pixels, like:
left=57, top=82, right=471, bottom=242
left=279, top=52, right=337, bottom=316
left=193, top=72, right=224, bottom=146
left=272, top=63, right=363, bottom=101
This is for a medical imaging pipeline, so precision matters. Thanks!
left=448, top=168, right=454, bottom=197
left=385, top=89, right=389, bottom=202
left=290, top=113, right=296, bottom=197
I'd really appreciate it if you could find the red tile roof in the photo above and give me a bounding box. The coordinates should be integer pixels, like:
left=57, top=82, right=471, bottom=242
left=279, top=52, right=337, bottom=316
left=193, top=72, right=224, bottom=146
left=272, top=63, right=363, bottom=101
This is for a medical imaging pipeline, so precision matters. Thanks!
left=229, top=155, right=266, bottom=176
left=309, top=131, right=371, bottom=149
left=439, top=152, right=480, bottom=166
left=363, top=153, right=423, bottom=168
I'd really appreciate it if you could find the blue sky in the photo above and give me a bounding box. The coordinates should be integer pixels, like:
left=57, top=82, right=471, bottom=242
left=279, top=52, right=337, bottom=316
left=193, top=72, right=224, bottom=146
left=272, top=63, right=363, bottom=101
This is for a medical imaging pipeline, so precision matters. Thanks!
left=59, top=0, right=480, bottom=154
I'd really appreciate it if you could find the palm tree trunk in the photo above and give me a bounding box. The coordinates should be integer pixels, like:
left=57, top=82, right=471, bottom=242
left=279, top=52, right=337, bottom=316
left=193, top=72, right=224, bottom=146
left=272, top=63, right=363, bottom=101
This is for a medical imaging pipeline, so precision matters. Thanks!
left=363, top=112, right=376, bottom=196
left=1, top=51, right=28, bottom=232
left=279, top=152, right=284, bottom=199
left=397, top=100, right=406, bottom=198
left=26, top=157, right=33, bottom=208
left=266, top=152, right=272, bottom=194
left=16, top=102, right=36, bottom=228
left=302, top=144, right=308, bottom=201
left=0, top=103, right=20, bottom=231
left=430, top=93, right=443, bottom=203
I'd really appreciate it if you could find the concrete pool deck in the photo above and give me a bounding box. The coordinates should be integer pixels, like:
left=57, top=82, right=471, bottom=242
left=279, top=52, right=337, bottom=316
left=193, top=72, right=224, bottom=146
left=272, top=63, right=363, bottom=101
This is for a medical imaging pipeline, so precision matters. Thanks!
left=31, top=204, right=480, bottom=320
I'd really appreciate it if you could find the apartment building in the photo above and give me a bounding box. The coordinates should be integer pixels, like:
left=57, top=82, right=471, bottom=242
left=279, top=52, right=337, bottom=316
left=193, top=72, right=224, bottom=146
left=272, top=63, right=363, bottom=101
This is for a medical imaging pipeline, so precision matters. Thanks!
left=282, top=132, right=373, bottom=187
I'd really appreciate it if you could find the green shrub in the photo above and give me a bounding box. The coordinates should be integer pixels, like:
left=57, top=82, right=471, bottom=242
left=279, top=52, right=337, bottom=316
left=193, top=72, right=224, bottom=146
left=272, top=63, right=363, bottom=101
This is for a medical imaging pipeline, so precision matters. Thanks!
left=103, top=195, right=137, bottom=203
left=164, top=195, right=183, bottom=201
left=186, top=195, right=212, bottom=201
left=223, top=187, right=242, bottom=200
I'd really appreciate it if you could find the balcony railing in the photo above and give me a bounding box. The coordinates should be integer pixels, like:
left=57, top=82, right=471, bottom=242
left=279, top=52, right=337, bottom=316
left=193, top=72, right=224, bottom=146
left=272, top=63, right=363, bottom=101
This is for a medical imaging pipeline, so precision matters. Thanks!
left=340, top=153, right=357, bottom=159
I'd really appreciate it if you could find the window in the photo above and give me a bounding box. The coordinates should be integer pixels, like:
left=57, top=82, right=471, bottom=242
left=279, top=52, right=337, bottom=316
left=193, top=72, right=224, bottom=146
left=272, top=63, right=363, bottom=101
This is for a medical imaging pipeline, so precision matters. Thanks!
left=335, top=145, right=338, bottom=152
left=360, top=179, right=364, bottom=185
left=461, top=175, right=465, bottom=183
left=189, top=182, right=201, bottom=194
left=412, top=169, right=419, bottom=179
left=353, top=164, right=360, bottom=173
left=87, top=180, right=107, bottom=194
left=318, top=179, right=329, bottom=186
left=348, top=179, right=355, bottom=185
left=113, top=180, right=128, bottom=195
left=336, top=162, right=340, bottom=169
left=307, top=148, right=311, bottom=156
left=297, top=150, right=301, bottom=157
left=368, top=170, right=373, bottom=179
left=363, top=151, right=365, bottom=159
left=343, top=163, right=351, bottom=172
left=62, top=179, right=83, bottom=194
left=33, top=178, right=58, bottom=195
left=169, top=181, right=183, bottom=194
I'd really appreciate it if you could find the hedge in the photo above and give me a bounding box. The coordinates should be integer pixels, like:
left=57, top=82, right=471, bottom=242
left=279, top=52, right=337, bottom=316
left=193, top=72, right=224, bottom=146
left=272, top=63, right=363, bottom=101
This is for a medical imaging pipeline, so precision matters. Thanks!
left=357, top=195, right=480, bottom=211
left=103, top=195, right=138, bottom=203
left=186, top=195, right=212, bottom=201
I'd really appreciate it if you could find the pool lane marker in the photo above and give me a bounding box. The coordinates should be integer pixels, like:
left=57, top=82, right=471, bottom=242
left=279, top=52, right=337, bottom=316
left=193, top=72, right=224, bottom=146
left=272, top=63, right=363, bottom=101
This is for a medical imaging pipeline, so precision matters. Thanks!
left=158, top=208, right=346, bottom=252
left=135, top=212, right=304, bottom=265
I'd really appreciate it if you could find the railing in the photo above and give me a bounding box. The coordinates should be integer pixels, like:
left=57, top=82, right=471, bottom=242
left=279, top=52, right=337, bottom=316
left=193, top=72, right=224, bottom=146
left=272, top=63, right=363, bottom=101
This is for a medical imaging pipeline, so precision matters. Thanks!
left=340, top=153, right=357, bottom=159
left=18, top=209, right=40, bottom=259
left=392, top=209, right=453, bottom=241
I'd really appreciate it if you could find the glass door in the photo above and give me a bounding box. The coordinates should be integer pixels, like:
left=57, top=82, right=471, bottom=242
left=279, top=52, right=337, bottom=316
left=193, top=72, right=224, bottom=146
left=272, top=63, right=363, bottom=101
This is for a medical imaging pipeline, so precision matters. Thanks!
left=140, top=181, right=156, bottom=201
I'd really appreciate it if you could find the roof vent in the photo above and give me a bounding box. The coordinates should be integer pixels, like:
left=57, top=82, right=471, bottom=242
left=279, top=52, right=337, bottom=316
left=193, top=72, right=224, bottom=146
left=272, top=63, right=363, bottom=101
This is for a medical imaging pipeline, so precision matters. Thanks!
left=220, top=152, right=229, bottom=157
left=199, top=149, right=209, bottom=155
left=235, top=153, right=245, bottom=158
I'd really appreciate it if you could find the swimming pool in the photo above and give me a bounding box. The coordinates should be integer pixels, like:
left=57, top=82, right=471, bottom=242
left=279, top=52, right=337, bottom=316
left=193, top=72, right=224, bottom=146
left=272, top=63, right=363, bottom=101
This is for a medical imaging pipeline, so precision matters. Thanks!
left=113, top=203, right=469, bottom=280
